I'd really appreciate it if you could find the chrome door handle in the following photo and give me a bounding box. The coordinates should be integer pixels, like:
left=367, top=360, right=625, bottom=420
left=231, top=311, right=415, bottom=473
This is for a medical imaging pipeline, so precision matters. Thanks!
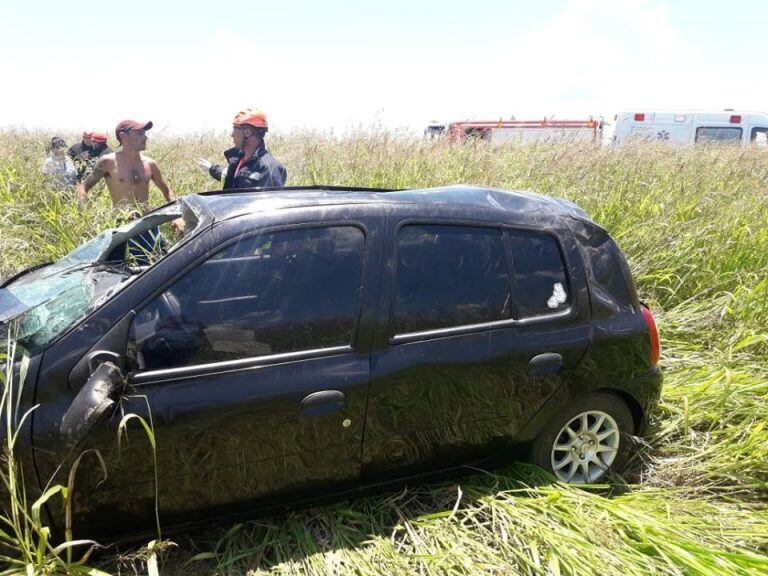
left=300, top=390, right=346, bottom=417
left=529, top=353, right=563, bottom=376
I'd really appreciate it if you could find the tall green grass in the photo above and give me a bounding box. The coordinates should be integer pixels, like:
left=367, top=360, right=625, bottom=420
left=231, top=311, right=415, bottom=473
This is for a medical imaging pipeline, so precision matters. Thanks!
left=1, top=130, right=767, bottom=574
left=0, top=339, right=112, bottom=575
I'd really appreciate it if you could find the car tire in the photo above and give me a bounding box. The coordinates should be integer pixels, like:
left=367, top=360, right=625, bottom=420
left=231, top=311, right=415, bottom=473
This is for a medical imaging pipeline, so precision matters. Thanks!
left=530, top=392, right=635, bottom=484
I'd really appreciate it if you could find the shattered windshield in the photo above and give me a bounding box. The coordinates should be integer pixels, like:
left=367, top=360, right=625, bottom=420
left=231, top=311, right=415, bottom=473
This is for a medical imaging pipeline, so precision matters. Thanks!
left=0, top=197, right=211, bottom=353
left=2, top=272, right=99, bottom=352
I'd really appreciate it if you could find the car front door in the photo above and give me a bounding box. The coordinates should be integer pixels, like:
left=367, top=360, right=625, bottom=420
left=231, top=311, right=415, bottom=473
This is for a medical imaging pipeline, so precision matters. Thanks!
left=35, top=218, right=379, bottom=536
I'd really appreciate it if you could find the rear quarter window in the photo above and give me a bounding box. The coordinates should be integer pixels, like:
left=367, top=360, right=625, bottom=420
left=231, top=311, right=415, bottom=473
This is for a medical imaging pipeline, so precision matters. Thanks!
left=508, top=230, right=570, bottom=318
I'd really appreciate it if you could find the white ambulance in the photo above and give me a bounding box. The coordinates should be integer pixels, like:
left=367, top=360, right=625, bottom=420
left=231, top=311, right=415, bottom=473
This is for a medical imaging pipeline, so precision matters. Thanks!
left=613, top=110, right=768, bottom=146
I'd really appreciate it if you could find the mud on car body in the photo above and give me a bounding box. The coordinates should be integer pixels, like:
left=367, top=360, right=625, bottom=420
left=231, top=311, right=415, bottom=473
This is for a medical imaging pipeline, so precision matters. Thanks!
left=0, top=185, right=662, bottom=539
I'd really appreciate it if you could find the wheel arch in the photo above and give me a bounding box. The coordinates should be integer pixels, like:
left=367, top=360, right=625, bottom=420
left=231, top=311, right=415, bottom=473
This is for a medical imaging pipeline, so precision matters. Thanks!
left=593, top=387, right=644, bottom=435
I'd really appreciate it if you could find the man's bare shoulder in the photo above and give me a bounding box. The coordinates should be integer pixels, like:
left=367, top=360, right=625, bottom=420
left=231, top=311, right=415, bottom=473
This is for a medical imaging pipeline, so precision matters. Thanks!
left=88, top=154, right=116, bottom=180
left=142, top=155, right=162, bottom=172
left=95, top=153, right=117, bottom=170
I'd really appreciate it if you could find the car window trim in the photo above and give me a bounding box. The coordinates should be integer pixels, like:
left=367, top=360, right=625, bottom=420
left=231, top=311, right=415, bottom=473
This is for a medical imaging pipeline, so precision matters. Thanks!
left=502, top=228, right=522, bottom=320
left=129, top=345, right=353, bottom=385
left=390, top=308, right=574, bottom=344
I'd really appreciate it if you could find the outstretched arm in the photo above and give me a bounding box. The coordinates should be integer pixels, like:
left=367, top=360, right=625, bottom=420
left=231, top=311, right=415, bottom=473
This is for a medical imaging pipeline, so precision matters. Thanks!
left=76, top=157, right=108, bottom=203
left=149, top=160, right=176, bottom=202
left=196, top=158, right=223, bottom=182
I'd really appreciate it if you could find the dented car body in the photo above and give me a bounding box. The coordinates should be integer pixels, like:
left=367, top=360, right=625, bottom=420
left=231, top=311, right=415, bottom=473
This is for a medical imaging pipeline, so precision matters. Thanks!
left=1, top=185, right=662, bottom=539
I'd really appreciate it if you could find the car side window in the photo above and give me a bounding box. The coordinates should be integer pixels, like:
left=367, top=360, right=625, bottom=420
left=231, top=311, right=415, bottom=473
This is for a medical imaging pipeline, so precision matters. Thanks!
left=127, top=226, right=365, bottom=371
left=695, top=126, right=742, bottom=144
left=393, top=224, right=510, bottom=334
left=508, top=230, right=570, bottom=318
left=750, top=127, right=768, bottom=146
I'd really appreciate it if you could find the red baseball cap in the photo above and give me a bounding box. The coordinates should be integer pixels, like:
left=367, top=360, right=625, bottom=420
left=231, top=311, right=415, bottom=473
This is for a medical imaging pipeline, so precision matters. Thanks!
left=115, top=119, right=153, bottom=140
left=91, top=131, right=107, bottom=143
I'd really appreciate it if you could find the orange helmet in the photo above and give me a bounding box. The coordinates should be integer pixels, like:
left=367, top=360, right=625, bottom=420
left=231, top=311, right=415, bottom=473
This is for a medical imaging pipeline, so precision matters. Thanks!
left=232, top=108, right=268, bottom=129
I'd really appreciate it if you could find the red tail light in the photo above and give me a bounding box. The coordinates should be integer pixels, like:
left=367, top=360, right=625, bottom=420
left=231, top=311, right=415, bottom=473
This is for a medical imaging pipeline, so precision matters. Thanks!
left=634, top=113, right=645, bottom=121
left=641, top=306, right=660, bottom=366
left=730, top=115, right=742, bottom=124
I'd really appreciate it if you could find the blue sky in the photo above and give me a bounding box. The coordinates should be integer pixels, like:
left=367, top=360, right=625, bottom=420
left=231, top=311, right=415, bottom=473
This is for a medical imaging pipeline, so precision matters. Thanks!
left=1, top=0, right=766, bottom=134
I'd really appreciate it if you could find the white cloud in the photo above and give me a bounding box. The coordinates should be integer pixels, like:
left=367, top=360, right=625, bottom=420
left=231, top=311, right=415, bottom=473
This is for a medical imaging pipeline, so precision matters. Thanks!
left=413, top=0, right=699, bottom=121
left=0, top=0, right=764, bottom=135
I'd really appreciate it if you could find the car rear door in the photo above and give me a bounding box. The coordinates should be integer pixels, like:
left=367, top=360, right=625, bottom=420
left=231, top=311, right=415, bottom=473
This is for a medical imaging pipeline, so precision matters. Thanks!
left=483, top=227, right=592, bottom=446
left=362, top=220, right=591, bottom=482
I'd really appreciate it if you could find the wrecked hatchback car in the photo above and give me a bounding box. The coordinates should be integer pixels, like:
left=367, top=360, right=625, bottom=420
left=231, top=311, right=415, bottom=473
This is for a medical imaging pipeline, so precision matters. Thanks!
left=1, top=186, right=661, bottom=539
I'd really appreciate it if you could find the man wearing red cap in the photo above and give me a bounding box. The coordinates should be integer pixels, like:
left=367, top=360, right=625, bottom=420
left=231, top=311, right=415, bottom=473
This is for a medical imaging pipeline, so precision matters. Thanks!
left=67, top=130, right=113, bottom=181
left=197, top=108, right=286, bottom=190
left=76, top=120, right=175, bottom=211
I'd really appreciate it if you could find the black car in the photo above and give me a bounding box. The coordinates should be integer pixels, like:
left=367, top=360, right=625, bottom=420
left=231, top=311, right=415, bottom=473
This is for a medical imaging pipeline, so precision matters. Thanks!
left=0, top=185, right=661, bottom=539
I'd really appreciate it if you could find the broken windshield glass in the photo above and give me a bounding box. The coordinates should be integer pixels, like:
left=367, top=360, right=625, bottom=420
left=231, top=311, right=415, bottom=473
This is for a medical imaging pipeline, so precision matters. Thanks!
left=0, top=196, right=213, bottom=353
left=0, top=268, right=100, bottom=354
left=5, top=275, right=94, bottom=349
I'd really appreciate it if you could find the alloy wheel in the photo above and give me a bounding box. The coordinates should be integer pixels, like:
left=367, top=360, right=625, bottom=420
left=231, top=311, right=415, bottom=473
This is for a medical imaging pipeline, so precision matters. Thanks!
left=550, top=410, right=621, bottom=483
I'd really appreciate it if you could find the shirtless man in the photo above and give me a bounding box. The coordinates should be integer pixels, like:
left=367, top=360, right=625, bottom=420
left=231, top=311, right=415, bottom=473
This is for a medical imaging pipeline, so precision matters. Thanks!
left=76, top=120, right=175, bottom=211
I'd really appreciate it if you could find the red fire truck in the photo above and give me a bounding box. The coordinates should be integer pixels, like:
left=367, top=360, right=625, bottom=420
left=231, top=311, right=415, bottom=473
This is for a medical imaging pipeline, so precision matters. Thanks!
left=434, top=117, right=603, bottom=143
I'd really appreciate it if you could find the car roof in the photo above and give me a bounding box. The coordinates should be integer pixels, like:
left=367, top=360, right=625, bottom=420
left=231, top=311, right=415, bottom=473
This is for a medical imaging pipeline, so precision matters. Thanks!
left=191, top=185, right=590, bottom=225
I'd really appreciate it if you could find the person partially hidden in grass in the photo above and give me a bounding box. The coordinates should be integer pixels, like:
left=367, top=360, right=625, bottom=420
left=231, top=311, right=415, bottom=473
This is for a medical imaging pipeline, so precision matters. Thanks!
left=42, top=136, right=77, bottom=191
left=76, top=119, right=176, bottom=212
left=67, top=130, right=113, bottom=181
left=197, top=108, right=287, bottom=190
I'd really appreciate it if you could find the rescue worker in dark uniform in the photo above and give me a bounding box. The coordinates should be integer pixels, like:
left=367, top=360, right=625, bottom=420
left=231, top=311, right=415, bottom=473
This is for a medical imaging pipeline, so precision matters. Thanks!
left=67, top=131, right=92, bottom=161
left=67, top=131, right=113, bottom=181
left=197, top=108, right=287, bottom=189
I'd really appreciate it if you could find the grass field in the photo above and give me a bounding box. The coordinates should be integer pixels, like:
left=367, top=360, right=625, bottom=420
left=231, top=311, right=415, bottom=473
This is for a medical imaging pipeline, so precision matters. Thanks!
left=0, top=130, right=767, bottom=575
